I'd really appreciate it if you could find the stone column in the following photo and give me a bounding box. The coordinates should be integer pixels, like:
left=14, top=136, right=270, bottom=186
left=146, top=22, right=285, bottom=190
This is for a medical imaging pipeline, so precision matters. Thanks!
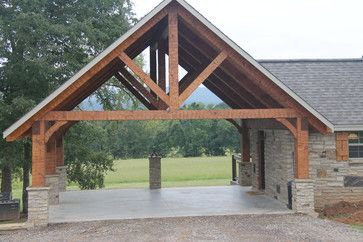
left=27, top=187, right=49, bottom=226
left=238, top=161, right=252, bottom=186
left=45, top=175, right=60, bottom=205
left=149, top=155, right=161, bottom=190
left=292, top=179, right=316, bottom=216
left=56, top=166, right=67, bottom=192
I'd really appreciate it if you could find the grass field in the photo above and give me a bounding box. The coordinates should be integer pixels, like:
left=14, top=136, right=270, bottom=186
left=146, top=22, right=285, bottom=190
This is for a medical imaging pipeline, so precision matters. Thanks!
left=12, top=156, right=231, bottom=203
left=104, top=156, right=231, bottom=188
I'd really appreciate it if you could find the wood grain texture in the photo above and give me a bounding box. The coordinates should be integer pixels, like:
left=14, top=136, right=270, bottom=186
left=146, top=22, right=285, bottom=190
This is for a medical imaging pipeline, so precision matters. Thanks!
left=43, top=108, right=298, bottom=121
left=168, top=8, right=179, bottom=110
left=295, top=118, right=309, bottom=179
left=32, top=121, right=47, bottom=187
left=336, top=132, right=349, bottom=161
left=177, top=5, right=330, bottom=134
left=119, top=52, right=170, bottom=106
left=179, top=51, right=227, bottom=105
left=115, top=72, right=156, bottom=110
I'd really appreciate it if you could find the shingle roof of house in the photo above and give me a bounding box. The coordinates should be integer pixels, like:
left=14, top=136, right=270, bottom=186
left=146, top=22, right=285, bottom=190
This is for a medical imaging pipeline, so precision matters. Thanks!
left=260, top=59, right=363, bottom=130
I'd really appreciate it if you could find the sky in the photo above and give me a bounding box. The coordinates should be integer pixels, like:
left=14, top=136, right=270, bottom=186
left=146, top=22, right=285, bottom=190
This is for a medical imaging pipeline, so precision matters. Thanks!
left=133, top=0, right=363, bottom=60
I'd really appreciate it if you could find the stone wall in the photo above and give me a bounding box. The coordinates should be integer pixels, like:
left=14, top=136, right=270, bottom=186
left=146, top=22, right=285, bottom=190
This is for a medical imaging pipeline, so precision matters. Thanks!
left=27, top=187, right=49, bottom=226
left=45, top=175, right=59, bottom=205
left=56, top=166, right=67, bottom=192
left=264, top=130, right=295, bottom=206
left=292, top=179, right=315, bottom=215
left=250, top=129, right=294, bottom=207
left=309, top=133, right=363, bottom=209
left=149, top=155, right=161, bottom=189
left=250, top=128, right=363, bottom=210
left=238, top=162, right=252, bottom=186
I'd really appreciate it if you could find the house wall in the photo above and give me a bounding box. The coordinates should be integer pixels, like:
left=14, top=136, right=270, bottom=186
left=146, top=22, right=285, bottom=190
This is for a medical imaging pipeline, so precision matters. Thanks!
left=250, top=128, right=363, bottom=210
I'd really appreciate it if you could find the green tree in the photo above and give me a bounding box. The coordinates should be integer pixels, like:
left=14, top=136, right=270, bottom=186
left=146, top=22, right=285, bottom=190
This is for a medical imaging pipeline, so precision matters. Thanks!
left=65, top=122, right=113, bottom=190
left=0, top=0, right=136, bottom=208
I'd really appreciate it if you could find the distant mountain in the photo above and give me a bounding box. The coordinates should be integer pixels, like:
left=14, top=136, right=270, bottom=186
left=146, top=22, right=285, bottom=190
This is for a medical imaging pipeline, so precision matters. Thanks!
left=81, top=86, right=222, bottom=110
left=184, top=86, right=222, bottom=105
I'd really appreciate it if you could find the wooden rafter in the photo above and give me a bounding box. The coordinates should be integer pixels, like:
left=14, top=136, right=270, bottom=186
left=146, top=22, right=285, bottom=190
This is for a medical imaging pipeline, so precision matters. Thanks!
left=168, top=8, right=179, bottom=110
left=117, top=68, right=165, bottom=108
left=119, top=52, right=170, bottom=106
left=179, top=51, right=228, bottom=105
left=43, top=108, right=298, bottom=121
left=177, top=7, right=329, bottom=134
left=178, top=32, right=270, bottom=108
left=178, top=37, right=262, bottom=108
left=114, top=72, right=156, bottom=110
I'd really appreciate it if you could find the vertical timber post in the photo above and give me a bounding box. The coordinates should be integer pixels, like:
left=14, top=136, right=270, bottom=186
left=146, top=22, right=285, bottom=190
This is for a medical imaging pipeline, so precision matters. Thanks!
left=292, top=117, right=316, bottom=215
left=295, top=118, right=309, bottom=179
left=29, top=120, right=50, bottom=226
left=32, top=121, right=47, bottom=187
left=168, top=8, right=179, bottom=110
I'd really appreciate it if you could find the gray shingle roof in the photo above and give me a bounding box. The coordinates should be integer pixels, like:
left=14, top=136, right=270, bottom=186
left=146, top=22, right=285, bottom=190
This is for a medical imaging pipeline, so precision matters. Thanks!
left=259, top=59, right=363, bottom=126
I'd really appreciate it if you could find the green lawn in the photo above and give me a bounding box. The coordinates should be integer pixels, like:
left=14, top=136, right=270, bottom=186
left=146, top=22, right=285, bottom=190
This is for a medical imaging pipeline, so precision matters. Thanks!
left=104, top=156, right=231, bottom=188
left=352, top=224, right=363, bottom=233
left=13, top=156, right=232, bottom=202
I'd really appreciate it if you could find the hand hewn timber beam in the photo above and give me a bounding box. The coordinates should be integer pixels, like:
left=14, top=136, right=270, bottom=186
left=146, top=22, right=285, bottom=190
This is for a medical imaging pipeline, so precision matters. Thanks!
left=168, top=8, right=179, bottom=110
left=43, top=108, right=298, bottom=121
left=114, top=72, right=156, bottom=110
left=276, top=118, right=297, bottom=138
left=177, top=8, right=330, bottom=134
left=179, top=51, right=228, bottom=105
left=32, top=121, right=47, bottom=187
left=118, top=52, right=170, bottom=106
left=118, top=67, right=167, bottom=110
left=178, top=32, right=271, bottom=108
left=177, top=40, right=260, bottom=108
left=295, top=118, right=309, bottom=179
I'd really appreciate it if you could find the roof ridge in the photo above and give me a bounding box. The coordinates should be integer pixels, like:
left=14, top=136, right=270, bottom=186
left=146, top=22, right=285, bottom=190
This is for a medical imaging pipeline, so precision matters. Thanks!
left=258, top=58, right=363, bottom=63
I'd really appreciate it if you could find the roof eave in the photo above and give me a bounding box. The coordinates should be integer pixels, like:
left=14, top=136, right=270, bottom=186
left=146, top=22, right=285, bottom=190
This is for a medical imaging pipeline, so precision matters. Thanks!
left=334, top=125, right=363, bottom=132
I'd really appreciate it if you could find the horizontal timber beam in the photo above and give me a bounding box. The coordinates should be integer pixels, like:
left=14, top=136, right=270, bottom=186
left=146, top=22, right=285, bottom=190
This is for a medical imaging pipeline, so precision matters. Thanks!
left=42, top=109, right=299, bottom=121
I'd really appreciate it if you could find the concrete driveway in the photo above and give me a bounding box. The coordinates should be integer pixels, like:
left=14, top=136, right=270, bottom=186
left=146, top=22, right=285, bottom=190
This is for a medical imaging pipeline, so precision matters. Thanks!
left=49, top=186, right=291, bottom=224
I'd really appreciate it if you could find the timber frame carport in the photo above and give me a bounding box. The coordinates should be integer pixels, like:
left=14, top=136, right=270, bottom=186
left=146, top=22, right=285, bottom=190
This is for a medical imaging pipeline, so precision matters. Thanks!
left=3, top=0, right=333, bottom=225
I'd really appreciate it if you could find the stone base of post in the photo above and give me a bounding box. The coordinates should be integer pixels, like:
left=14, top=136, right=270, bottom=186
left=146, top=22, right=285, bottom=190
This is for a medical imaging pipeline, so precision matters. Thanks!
left=292, top=179, right=317, bottom=216
left=56, top=166, right=67, bottom=192
left=26, top=187, right=49, bottom=226
left=149, top=155, right=161, bottom=190
left=238, top=162, right=252, bottom=186
left=45, top=175, right=60, bottom=205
